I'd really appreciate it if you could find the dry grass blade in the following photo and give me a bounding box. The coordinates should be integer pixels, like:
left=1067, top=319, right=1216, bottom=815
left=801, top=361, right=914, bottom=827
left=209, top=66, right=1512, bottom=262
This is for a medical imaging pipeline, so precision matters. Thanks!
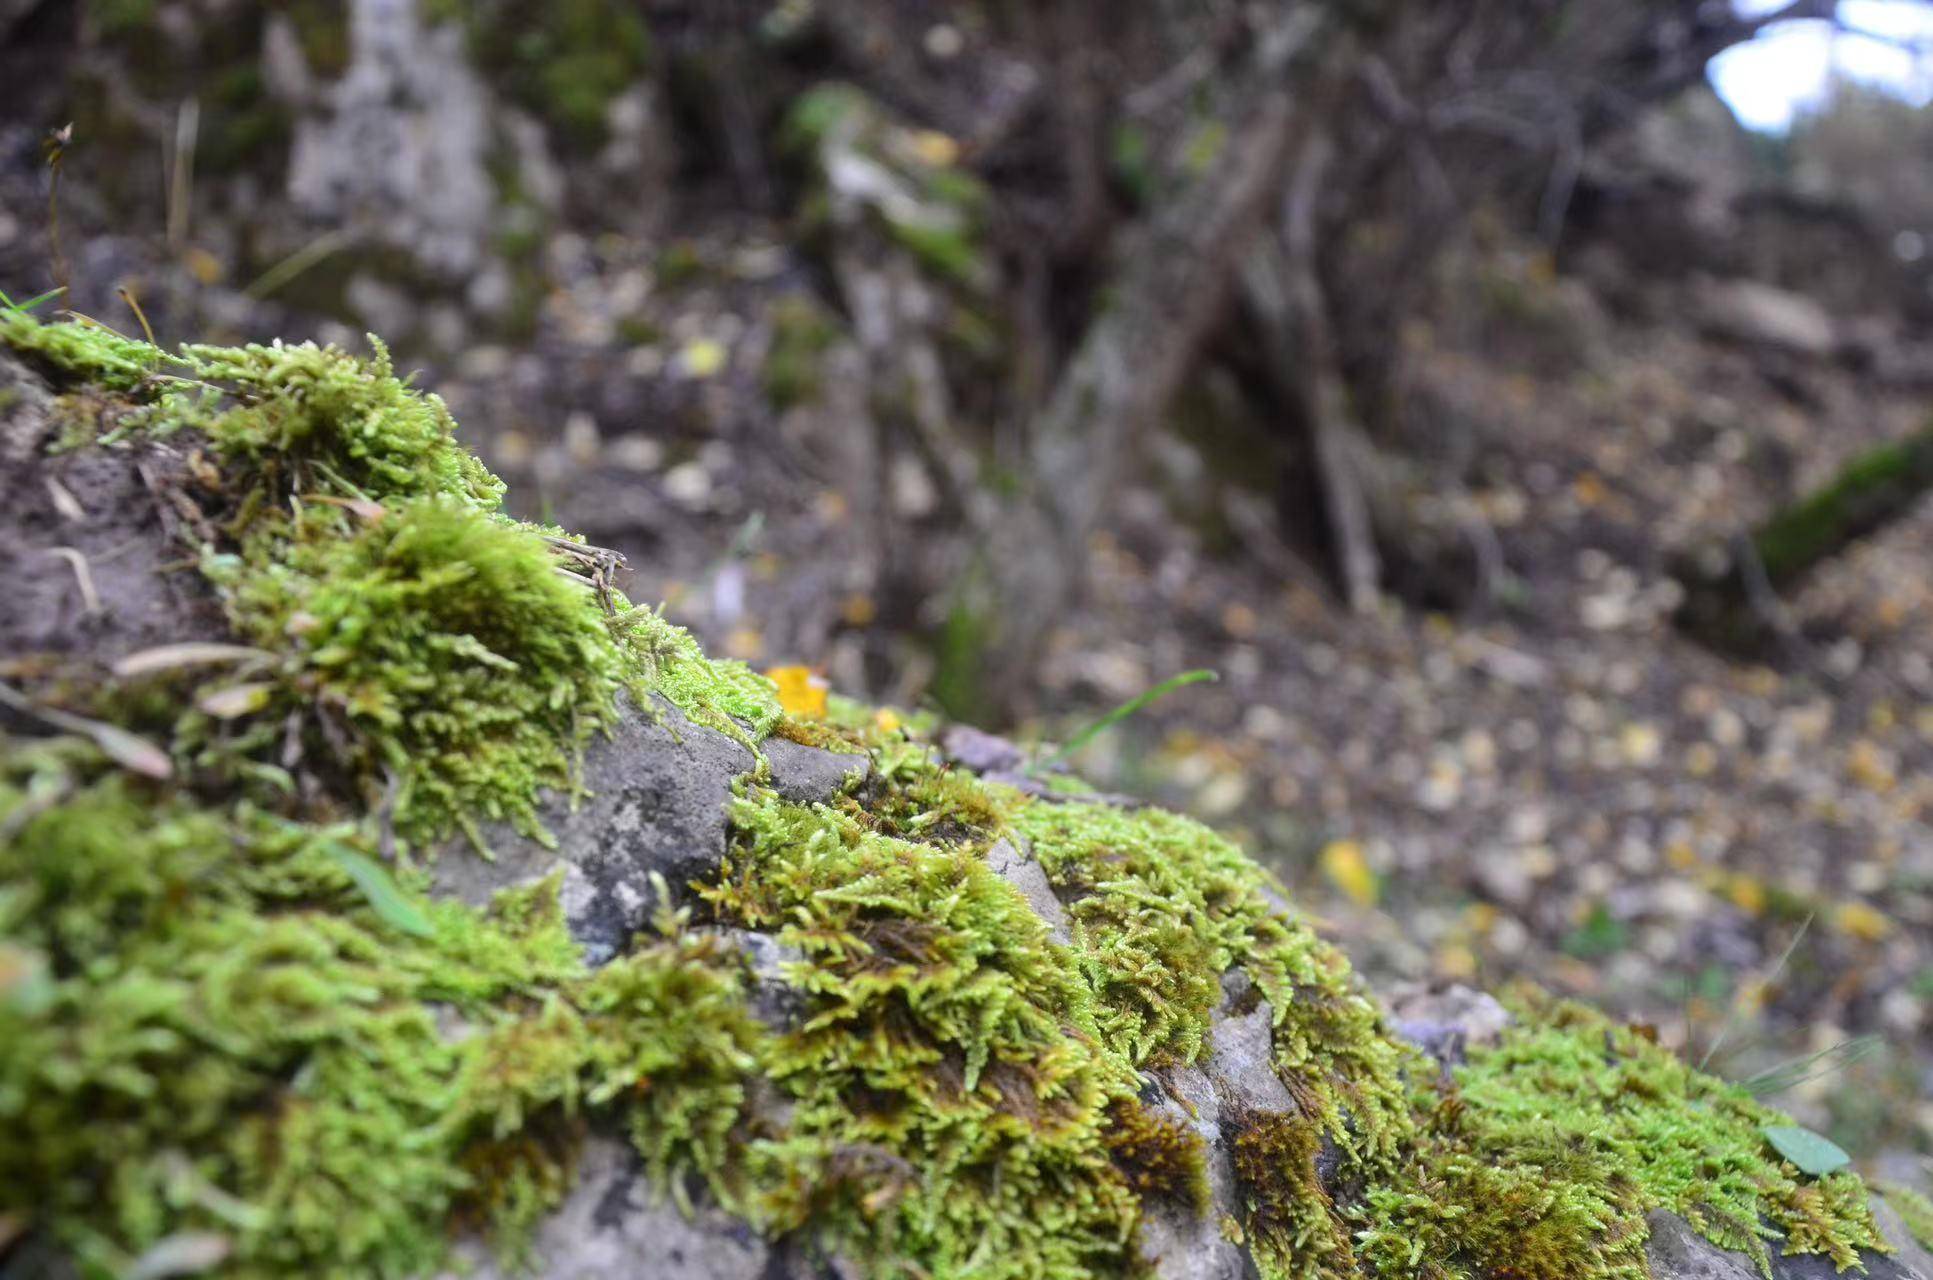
left=112, top=642, right=276, bottom=679
left=0, top=681, right=173, bottom=779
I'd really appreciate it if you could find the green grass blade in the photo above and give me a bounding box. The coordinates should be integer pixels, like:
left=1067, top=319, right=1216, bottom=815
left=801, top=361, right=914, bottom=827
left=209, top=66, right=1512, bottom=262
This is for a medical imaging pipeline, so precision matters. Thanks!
left=1035, top=669, right=1219, bottom=773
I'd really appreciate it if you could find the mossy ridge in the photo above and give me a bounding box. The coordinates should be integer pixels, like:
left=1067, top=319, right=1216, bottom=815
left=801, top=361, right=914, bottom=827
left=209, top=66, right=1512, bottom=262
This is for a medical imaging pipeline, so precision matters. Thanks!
left=701, top=786, right=1156, bottom=1279
left=0, top=743, right=766, bottom=1278
left=1, top=312, right=780, bottom=849
left=1006, top=800, right=1412, bottom=1158
left=1411, top=991, right=1887, bottom=1279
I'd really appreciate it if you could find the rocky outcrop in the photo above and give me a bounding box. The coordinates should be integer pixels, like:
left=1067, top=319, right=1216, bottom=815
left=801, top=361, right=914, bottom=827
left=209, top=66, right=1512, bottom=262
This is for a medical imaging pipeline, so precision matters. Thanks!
left=3, top=318, right=1929, bottom=1280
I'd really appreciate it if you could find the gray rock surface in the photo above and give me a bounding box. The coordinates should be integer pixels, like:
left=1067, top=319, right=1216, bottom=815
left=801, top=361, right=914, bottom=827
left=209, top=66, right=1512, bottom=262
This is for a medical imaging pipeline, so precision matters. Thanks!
left=431, top=694, right=753, bottom=965
left=286, top=0, right=495, bottom=279
left=1874, top=1197, right=1933, bottom=1280
left=764, top=735, right=870, bottom=805
left=443, top=1138, right=773, bottom=1280
left=984, top=837, right=1071, bottom=944
left=1386, top=982, right=1512, bottom=1067
left=1642, top=1206, right=1931, bottom=1280
left=1644, top=1210, right=1761, bottom=1280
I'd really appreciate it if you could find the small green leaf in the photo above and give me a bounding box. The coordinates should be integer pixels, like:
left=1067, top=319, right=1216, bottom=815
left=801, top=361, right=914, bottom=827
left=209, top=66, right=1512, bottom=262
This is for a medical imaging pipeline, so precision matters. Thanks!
left=320, top=840, right=434, bottom=938
left=1761, top=1124, right=1851, bottom=1176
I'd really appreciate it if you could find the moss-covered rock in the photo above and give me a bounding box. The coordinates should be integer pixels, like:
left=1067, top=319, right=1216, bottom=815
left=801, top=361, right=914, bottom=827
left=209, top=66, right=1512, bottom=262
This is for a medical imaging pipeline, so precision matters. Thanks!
left=0, top=306, right=1916, bottom=1280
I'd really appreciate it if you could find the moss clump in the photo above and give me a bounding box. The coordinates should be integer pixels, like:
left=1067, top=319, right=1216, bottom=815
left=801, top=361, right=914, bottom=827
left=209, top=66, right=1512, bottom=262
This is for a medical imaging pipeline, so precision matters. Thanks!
left=1434, top=992, right=1883, bottom=1277
left=782, top=83, right=992, bottom=290
left=1104, top=1097, right=1210, bottom=1214
left=1229, top=1109, right=1355, bottom=1280
left=762, top=293, right=842, bottom=411
left=1009, top=800, right=1412, bottom=1160
left=852, top=739, right=1017, bottom=846
left=1878, top=1182, right=1933, bottom=1251
left=3, top=313, right=777, bottom=850
left=435, top=0, right=653, bottom=144
left=202, top=496, right=627, bottom=850
left=0, top=739, right=766, bottom=1276
left=703, top=787, right=1146, bottom=1278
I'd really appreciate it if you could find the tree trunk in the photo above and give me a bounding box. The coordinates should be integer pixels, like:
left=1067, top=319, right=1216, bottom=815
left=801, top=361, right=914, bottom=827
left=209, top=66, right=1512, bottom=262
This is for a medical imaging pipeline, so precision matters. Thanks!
left=955, top=13, right=1330, bottom=720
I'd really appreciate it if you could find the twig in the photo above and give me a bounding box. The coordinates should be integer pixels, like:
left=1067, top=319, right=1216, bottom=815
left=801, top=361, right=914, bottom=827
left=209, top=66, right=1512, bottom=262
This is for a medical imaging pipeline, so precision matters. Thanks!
left=44, top=124, right=71, bottom=303
left=168, top=97, right=198, bottom=249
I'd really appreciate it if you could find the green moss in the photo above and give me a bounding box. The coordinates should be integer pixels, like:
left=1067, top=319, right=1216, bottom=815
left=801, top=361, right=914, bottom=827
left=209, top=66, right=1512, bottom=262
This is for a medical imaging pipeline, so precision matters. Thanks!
left=201, top=495, right=627, bottom=851
left=1008, top=800, right=1412, bottom=1162
left=0, top=739, right=774, bottom=1278
left=1752, top=425, right=1933, bottom=584
left=1471, top=995, right=1882, bottom=1272
left=0, top=309, right=1899, bottom=1280
left=448, top=0, right=653, bottom=145
left=703, top=788, right=1146, bottom=1278
left=1356, top=991, right=1887, bottom=1280
left=1229, top=1109, right=1354, bottom=1280
left=1103, top=1097, right=1211, bottom=1215
left=853, top=739, right=1016, bottom=846
left=2, top=314, right=780, bottom=852
left=762, top=293, right=842, bottom=411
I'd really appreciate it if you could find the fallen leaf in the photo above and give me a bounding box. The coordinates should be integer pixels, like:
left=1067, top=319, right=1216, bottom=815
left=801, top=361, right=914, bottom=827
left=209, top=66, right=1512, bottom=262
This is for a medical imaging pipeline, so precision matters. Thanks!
left=1761, top=1125, right=1850, bottom=1177
left=1320, top=839, right=1380, bottom=908
left=678, top=337, right=728, bottom=379
left=1833, top=900, right=1893, bottom=942
left=766, top=665, right=829, bottom=719
left=196, top=682, right=274, bottom=720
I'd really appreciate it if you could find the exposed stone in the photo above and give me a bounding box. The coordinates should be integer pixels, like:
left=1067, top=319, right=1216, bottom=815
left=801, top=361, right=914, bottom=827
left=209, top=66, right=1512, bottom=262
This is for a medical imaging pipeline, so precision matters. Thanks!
left=983, top=837, right=1071, bottom=944
left=1203, top=1000, right=1297, bottom=1116
left=1386, top=982, right=1512, bottom=1067
left=1137, top=1060, right=1251, bottom=1280
left=1644, top=1210, right=1760, bottom=1280
left=764, top=735, right=869, bottom=805
left=286, top=0, right=495, bottom=279
left=442, top=1137, right=773, bottom=1280
left=1693, top=277, right=1838, bottom=358
left=1873, top=1196, right=1933, bottom=1280
left=1643, top=1208, right=1931, bottom=1280
left=430, top=694, right=753, bottom=965
left=939, top=723, right=1025, bottom=774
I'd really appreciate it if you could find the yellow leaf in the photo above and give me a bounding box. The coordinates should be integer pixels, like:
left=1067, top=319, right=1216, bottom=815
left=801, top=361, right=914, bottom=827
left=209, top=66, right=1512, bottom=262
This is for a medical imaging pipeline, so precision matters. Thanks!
left=183, top=246, right=224, bottom=285
left=841, top=593, right=877, bottom=627
left=1834, top=900, right=1893, bottom=942
left=765, top=665, right=829, bottom=719
left=1320, top=839, right=1379, bottom=908
left=907, top=129, right=959, bottom=168
left=1723, top=873, right=1767, bottom=918
left=678, top=337, right=728, bottom=379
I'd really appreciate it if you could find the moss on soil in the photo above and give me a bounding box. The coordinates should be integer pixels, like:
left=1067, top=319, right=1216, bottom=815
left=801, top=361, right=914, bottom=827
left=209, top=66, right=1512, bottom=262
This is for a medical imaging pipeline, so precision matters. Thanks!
left=0, top=308, right=1894, bottom=1279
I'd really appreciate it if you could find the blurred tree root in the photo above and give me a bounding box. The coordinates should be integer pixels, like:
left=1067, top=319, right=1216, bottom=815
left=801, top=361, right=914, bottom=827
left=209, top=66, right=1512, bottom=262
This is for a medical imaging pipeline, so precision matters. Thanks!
left=1675, top=422, right=1933, bottom=652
